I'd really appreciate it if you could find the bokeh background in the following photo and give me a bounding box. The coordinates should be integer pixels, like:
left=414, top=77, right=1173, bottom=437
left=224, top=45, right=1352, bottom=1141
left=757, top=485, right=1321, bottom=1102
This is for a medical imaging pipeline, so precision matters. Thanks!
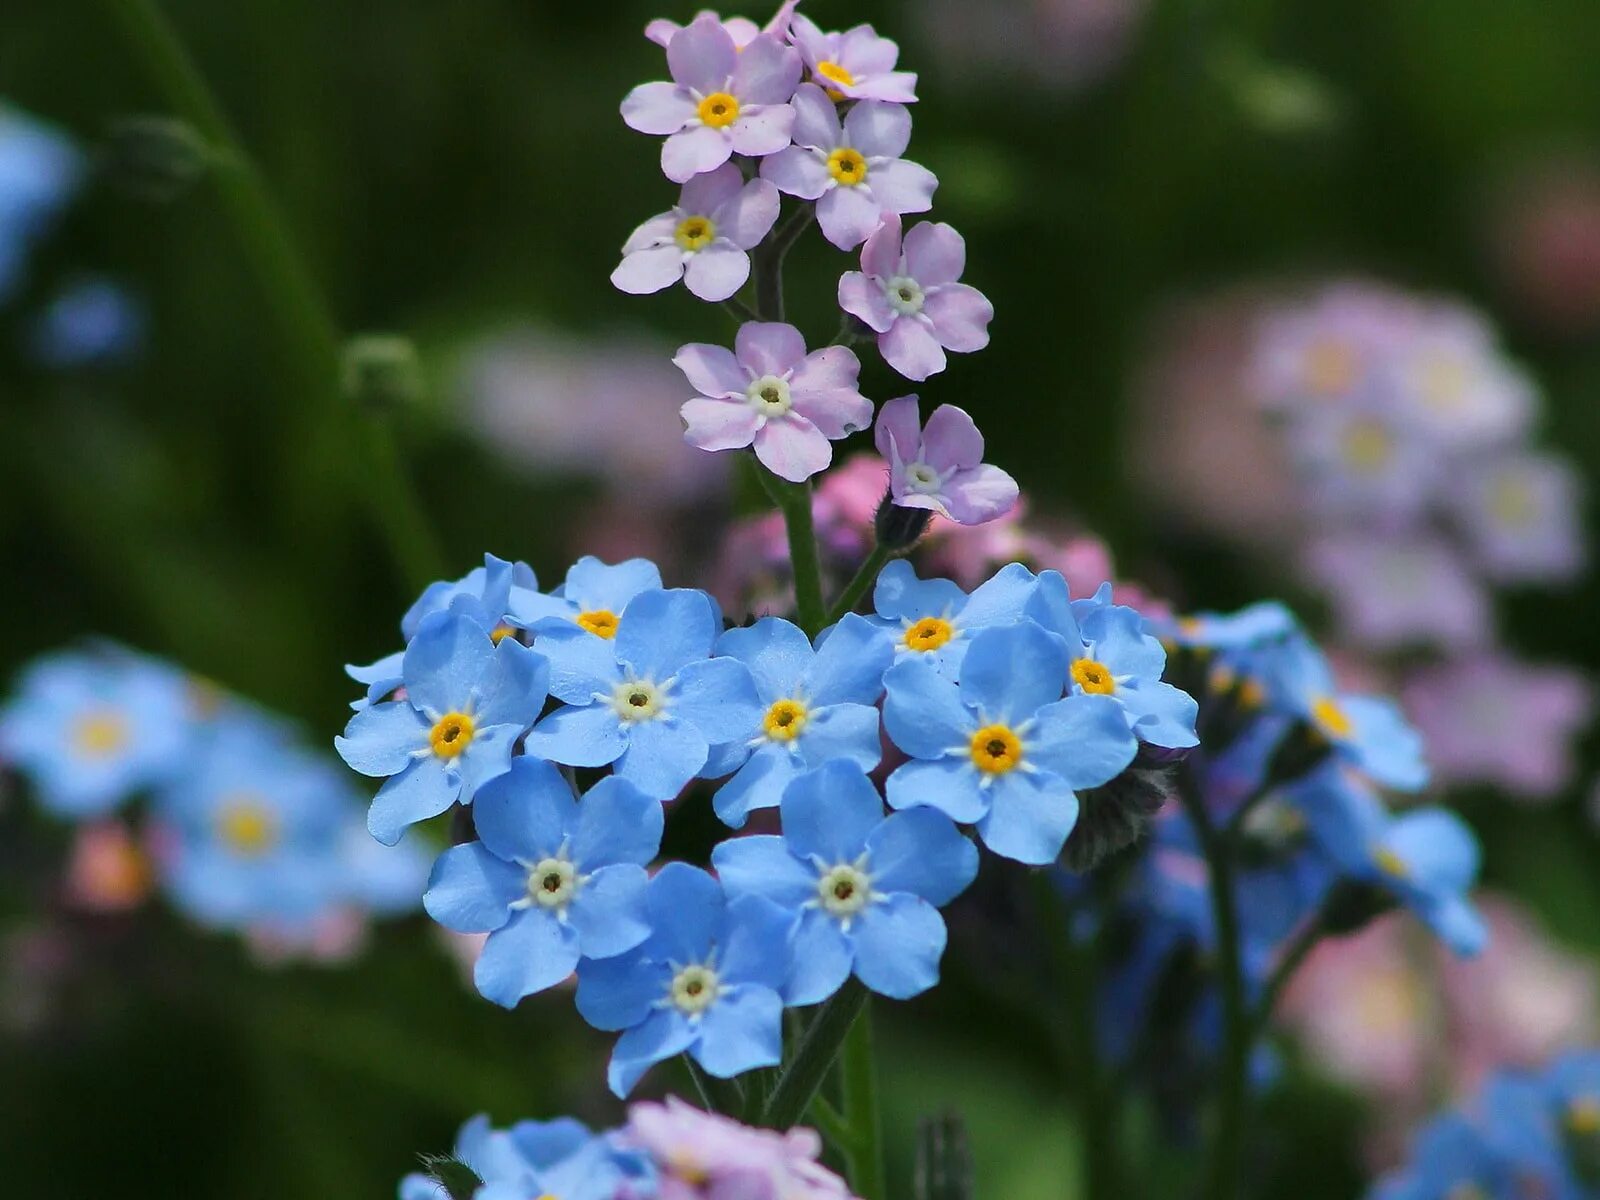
left=5, top=0, right=1600, bottom=1195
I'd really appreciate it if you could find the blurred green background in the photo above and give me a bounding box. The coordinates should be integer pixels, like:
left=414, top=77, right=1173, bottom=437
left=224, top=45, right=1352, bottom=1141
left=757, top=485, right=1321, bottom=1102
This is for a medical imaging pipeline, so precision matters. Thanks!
left=4, top=0, right=1600, bottom=1195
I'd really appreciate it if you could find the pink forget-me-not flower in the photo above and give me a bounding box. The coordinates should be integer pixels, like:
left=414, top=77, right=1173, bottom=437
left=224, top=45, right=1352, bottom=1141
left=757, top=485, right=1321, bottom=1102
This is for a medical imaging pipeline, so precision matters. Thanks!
left=787, top=14, right=918, bottom=103
left=874, top=395, right=1018, bottom=526
left=611, top=163, right=780, bottom=302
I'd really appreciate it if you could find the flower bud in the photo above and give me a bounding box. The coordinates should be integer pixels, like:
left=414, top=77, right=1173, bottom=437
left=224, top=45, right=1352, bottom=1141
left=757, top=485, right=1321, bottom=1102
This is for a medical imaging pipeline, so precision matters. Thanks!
left=102, top=115, right=210, bottom=203
left=873, top=487, right=933, bottom=553
left=342, top=334, right=423, bottom=411
left=1060, top=744, right=1185, bottom=872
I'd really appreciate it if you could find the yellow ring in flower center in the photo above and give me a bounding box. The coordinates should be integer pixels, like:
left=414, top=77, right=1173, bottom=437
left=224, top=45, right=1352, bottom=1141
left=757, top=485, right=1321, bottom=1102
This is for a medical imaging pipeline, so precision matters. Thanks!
left=489, top=623, right=518, bottom=645
left=430, top=711, right=476, bottom=759
left=969, top=724, right=1023, bottom=775
left=816, top=60, right=856, bottom=88
left=1310, top=695, right=1352, bottom=741
left=675, top=215, right=716, bottom=252
left=73, top=710, right=129, bottom=759
left=575, top=609, right=619, bottom=639
left=903, top=616, right=954, bottom=653
left=827, top=147, right=868, bottom=186
left=1304, top=339, right=1356, bottom=397
left=1567, top=1096, right=1600, bottom=1134
left=217, top=797, right=278, bottom=857
left=698, top=92, right=740, bottom=128
left=1072, top=658, right=1116, bottom=695
left=1372, top=847, right=1409, bottom=880
left=763, top=698, right=809, bottom=742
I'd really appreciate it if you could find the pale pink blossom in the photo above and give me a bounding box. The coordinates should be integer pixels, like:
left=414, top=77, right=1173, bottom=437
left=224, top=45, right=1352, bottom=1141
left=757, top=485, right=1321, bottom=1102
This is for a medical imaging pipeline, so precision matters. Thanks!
left=874, top=395, right=1017, bottom=525
left=787, top=14, right=917, bottom=103
left=644, top=2, right=800, bottom=50
left=625, top=1097, right=854, bottom=1200
left=612, top=164, right=780, bottom=302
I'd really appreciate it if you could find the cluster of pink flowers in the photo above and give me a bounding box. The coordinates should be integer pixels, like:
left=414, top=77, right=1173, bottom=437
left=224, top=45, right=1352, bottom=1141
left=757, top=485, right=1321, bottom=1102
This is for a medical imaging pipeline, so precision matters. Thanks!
left=624, top=1097, right=853, bottom=1200
left=614, top=5, right=1014, bottom=522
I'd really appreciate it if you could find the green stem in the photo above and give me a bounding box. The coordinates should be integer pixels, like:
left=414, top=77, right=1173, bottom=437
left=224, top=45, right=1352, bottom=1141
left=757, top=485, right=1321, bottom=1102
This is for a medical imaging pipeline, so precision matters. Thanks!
left=683, top=1056, right=746, bottom=1118
left=840, top=1000, right=886, bottom=1200
left=755, top=463, right=827, bottom=637
left=99, top=0, right=445, bottom=593
left=1177, top=768, right=1248, bottom=1200
left=1247, top=915, right=1325, bottom=1043
left=762, top=978, right=869, bottom=1129
left=826, top=544, right=891, bottom=626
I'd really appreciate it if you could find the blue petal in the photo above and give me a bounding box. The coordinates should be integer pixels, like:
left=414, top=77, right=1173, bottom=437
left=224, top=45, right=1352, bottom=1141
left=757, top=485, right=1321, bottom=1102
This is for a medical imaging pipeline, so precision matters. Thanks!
left=423, top=843, right=524, bottom=932
left=691, top=984, right=784, bottom=1078
left=404, top=612, right=496, bottom=720
left=977, top=770, right=1079, bottom=864
left=505, top=1118, right=593, bottom=1170
left=614, top=718, right=708, bottom=799
left=873, top=558, right=966, bottom=622
left=576, top=950, right=669, bottom=1031
left=470, top=758, right=574, bottom=863
left=785, top=910, right=854, bottom=1005
left=608, top=1008, right=696, bottom=1097
left=794, top=703, right=883, bottom=771
left=715, top=617, right=812, bottom=701
left=615, top=589, right=718, bottom=681
left=472, top=638, right=550, bottom=729
left=571, top=776, right=664, bottom=868
left=1080, top=605, right=1166, bottom=680
left=565, top=556, right=663, bottom=613
left=1027, top=693, right=1138, bottom=790
left=1116, top=680, right=1200, bottom=749
left=781, top=760, right=883, bottom=863
left=672, top=657, right=764, bottom=745
left=456, top=723, right=523, bottom=801
left=335, top=701, right=427, bottom=777
left=524, top=704, right=627, bottom=769
left=1025, top=571, right=1084, bottom=648
left=865, top=807, right=978, bottom=906
left=531, top=622, right=621, bottom=705
left=851, top=893, right=946, bottom=999
left=1384, top=807, right=1481, bottom=895
left=712, top=744, right=801, bottom=828
left=1345, top=695, right=1429, bottom=792
left=710, top=835, right=815, bottom=907
left=719, top=893, right=797, bottom=992
left=367, top=757, right=456, bottom=845
left=885, top=758, right=989, bottom=825
left=474, top=909, right=582, bottom=1006
left=881, top=658, right=972, bottom=760
left=956, top=562, right=1038, bottom=632
left=568, top=863, right=652, bottom=959
left=805, top=614, right=894, bottom=706
left=642, top=862, right=725, bottom=963
left=958, top=622, right=1068, bottom=723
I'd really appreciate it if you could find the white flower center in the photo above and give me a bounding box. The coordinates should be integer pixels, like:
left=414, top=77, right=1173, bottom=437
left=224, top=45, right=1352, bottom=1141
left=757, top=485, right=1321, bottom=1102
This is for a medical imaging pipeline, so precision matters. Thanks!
left=526, top=856, right=579, bottom=909
left=610, top=678, right=667, bottom=723
left=884, top=275, right=925, bottom=316
left=669, top=963, right=720, bottom=1015
left=816, top=861, right=873, bottom=921
left=903, top=461, right=942, bottom=494
left=746, top=374, right=793, bottom=416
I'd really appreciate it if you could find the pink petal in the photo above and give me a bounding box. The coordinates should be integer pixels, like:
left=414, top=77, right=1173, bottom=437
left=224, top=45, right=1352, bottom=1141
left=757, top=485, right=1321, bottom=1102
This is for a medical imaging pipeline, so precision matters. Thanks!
left=736, top=321, right=807, bottom=376
left=674, top=343, right=746, bottom=397
left=903, top=221, right=966, bottom=287
left=790, top=345, right=862, bottom=395
left=920, top=404, right=985, bottom=471
left=724, top=17, right=761, bottom=46
left=755, top=415, right=833, bottom=482
left=839, top=25, right=901, bottom=74
left=683, top=245, right=751, bottom=302
left=941, top=465, right=1020, bottom=526
left=762, top=0, right=801, bottom=38
left=790, top=386, right=873, bottom=440
left=817, top=186, right=886, bottom=251
left=683, top=396, right=761, bottom=452
left=620, top=212, right=678, bottom=255
left=838, top=270, right=896, bottom=333
left=732, top=33, right=802, bottom=105
left=644, top=18, right=681, bottom=48
left=611, top=245, right=687, bottom=295
left=668, top=14, right=738, bottom=95
left=788, top=83, right=843, bottom=151
left=728, top=104, right=795, bottom=158
left=662, top=125, right=733, bottom=183
left=680, top=161, right=745, bottom=216
left=844, top=101, right=912, bottom=159
left=925, top=284, right=994, bottom=353
left=787, top=14, right=831, bottom=63
left=860, top=213, right=904, bottom=279
left=621, top=82, right=695, bottom=136
left=759, top=146, right=829, bottom=200
left=838, top=72, right=919, bottom=104
left=866, top=159, right=937, bottom=216
left=713, top=178, right=780, bottom=249
left=881, top=317, right=947, bottom=381
left=874, top=395, right=924, bottom=463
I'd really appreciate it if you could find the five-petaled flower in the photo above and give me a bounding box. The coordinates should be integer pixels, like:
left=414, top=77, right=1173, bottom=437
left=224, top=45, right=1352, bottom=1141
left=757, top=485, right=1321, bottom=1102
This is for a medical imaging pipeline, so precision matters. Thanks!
left=874, top=395, right=1018, bottom=527
left=866, top=558, right=1038, bottom=679
left=787, top=14, right=918, bottom=103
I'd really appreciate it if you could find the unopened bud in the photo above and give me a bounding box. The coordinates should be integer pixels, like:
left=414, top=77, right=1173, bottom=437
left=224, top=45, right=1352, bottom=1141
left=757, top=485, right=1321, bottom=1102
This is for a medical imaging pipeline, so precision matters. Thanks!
left=1060, top=745, right=1184, bottom=872
left=873, top=488, right=932, bottom=552
left=342, top=334, right=423, bottom=411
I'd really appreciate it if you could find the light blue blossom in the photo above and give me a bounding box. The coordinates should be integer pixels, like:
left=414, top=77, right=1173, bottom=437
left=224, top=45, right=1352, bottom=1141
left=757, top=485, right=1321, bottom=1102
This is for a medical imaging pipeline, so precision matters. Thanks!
left=527, top=556, right=665, bottom=701
left=0, top=104, right=82, bottom=303
left=336, top=612, right=549, bottom=845
left=1026, top=572, right=1199, bottom=749
left=399, top=1114, right=646, bottom=1200
left=713, top=760, right=976, bottom=1003
left=424, top=759, right=660, bottom=1007
left=575, top=862, right=792, bottom=1097
left=867, top=559, right=1037, bottom=678
left=881, top=620, right=1138, bottom=864
left=704, top=614, right=892, bottom=827
left=0, top=648, right=192, bottom=816
left=28, top=277, right=145, bottom=368
left=523, top=589, right=761, bottom=800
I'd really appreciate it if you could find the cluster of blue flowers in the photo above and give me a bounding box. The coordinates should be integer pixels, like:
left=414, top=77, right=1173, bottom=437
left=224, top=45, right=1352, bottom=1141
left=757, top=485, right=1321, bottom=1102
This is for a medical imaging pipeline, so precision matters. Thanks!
left=1372, top=1051, right=1600, bottom=1200
left=0, top=644, right=428, bottom=937
left=335, top=551, right=1200, bottom=1095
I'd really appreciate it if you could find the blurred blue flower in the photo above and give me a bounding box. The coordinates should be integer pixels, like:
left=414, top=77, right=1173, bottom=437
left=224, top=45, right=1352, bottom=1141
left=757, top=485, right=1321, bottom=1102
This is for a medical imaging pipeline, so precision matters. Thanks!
left=882, top=620, right=1137, bottom=864
left=528, top=556, right=665, bottom=700
left=27, top=277, right=145, bottom=368
left=867, top=558, right=1037, bottom=678
left=705, top=614, right=892, bottom=827
left=522, top=588, right=761, bottom=799
left=0, top=103, right=82, bottom=304
left=399, top=1114, right=647, bottom=1200
left=425, top=759, right=660, bottom=1007
left=713, top=760, right=977, bottom=1003
left=336, top=611, right=550, bottom=844
left=575, top=862, right=792, bottom=1097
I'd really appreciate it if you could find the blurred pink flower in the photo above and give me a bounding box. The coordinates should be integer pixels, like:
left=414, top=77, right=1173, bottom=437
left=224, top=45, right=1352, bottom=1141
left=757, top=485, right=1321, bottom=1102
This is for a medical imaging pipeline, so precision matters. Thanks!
left=1488, top=157, right=1600, bottom=336
left=1302, top=534, right=1492, bottom=652
left=244, top=908, right=370, bottom=968
left=63, top=819, right=153, bottom=913
left=625, top=1097, right=853, bottom=1200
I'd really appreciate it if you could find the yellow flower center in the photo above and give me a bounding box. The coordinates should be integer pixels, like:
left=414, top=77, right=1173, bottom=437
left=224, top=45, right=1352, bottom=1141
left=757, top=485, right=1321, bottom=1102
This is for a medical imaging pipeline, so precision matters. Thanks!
left=827, top=147, right=868, bottom=186
left=1238, top=678, right=1265, bottom=708
left=1489, top=476, right=1536, bottom=527
left=675, top=215, right=717, bottom=252
left=816, top=863, right=872, bottom=918
left=670, top=964, right=720, bottom=1015
left=1310, top=696, right=1352, bottom=741
left=575, top=609, right=619, bottom=639
left=1072, top=658, right=1116, bottom=695
left=815, top=59, right=855, bottom=99
left=1373, top=847, right=1409, bottom=879
left=698, top=92, right=740, bottom=128
left=216, top=797, right=278, bottom=857
left=969, top=724, right=1024, bottom=775
left=903, top=616, right=955, bottom=653
left=1567, top=1096, right=1600, bottom=1134
left=1304, top=339, right=1356, bottom=397
left=489, top=623, right=518, bottom=645
left=1419, top=354, right=1468, bottom=410
left=1341, top=420, right=1392, bottom=473
left=73, top=710, right=129, bottom=759
left=763, top=698, right=809, bottom=742
left=430, top=711, right=476, bottom=759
